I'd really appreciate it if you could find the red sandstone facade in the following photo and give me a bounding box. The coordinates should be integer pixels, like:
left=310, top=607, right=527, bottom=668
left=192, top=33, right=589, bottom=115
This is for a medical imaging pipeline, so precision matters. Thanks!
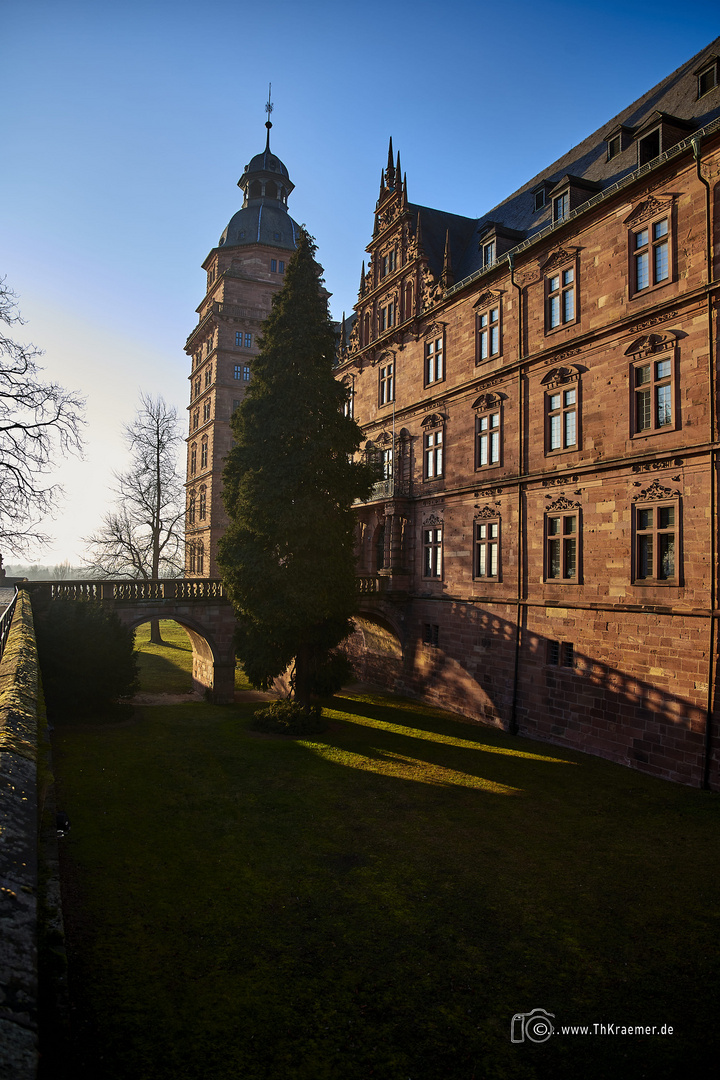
left=184, top=122, right=300, bottom=576
left=337, top=42, right=720, bottom=787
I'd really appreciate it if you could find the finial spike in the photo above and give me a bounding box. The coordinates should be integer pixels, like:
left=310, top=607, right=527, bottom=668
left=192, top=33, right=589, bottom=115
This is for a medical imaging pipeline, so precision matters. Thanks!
left=264, top=82, right=273, bottom=150
left=360, top=260, right=366, bottom=297
left=441, top=229, right=454, bottom=289
left=385, top=137, right=395, bottom=188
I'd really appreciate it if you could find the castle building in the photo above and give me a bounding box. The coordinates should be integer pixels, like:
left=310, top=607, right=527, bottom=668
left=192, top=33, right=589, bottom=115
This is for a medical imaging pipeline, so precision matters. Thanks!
left=337, top=39, right=720, bottom=787
left=184, top=108, right=300, bottom=576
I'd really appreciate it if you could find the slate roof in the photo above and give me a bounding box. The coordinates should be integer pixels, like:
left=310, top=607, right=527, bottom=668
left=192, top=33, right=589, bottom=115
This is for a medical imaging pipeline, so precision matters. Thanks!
left=408, top=37, right=720, bottom=287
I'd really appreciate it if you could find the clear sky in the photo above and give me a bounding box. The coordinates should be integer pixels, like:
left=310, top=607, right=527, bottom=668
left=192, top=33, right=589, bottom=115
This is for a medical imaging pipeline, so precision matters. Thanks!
left=1, top=0, right=718, bottom=565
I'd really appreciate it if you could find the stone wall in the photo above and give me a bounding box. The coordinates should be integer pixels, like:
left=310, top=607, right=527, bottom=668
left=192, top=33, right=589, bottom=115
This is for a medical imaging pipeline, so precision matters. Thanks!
left=0, top=591, right=39, bottom=1079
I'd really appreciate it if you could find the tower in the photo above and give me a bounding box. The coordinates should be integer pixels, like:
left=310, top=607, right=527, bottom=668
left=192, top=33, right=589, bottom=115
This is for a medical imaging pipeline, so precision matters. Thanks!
left=184, top=97, right=300, bottom=576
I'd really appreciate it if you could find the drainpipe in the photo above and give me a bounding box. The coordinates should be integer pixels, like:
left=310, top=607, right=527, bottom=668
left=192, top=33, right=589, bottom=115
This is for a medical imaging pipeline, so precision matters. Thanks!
left=509, top=253, right=523, bottom=735
left=691, top=134, right=717, bottom=790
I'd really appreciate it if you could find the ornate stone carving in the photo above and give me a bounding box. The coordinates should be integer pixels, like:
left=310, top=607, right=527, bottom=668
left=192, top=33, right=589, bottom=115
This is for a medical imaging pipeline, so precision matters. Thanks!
left=423, top=512, right=443, bottom=526
left=473, top=288, right=502, bottom=309
left=624, top=332, right=675, bottom=356
left=633, top=478, right=681, bottom=502
left=541, top=364, right=582, bottom=387
left=631, top=457, right=684, bottom=473
left=545, top=494, right=581, bottom=511
left=629, top=310, right=680, bottom=333
left=541, top=247, right=577, bottom=276
left=542, top=475, right=580, bottom=487
left=421, top=412, right=445, bottom=429
left=472, top=391, right=505, bottom=411
left=624, top=195, right=673, bottom=228
left=474, top=505, right=500, bottom=520
left=474, top=486, right=503, bottom=499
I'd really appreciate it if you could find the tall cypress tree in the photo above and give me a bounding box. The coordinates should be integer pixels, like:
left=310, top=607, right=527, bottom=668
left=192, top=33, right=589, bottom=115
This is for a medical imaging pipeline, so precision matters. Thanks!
left=217, top=230, right=374, bottom=707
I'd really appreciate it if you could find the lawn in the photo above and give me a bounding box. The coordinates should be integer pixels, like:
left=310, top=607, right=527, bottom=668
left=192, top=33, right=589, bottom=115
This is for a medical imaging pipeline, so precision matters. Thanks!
left=50, top=681, right=720, bottom=1079
left=134, top=619, right=252, bottom=693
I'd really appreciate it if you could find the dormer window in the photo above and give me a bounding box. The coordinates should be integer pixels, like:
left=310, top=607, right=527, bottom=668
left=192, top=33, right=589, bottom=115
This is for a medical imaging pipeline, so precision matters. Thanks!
left=534, top=189, right=546, bottom=212
left=482, top=240, right=496, bottom=268
left=638, top=128, right=661, bottom=166
left=553, top=192, right=569, bottom=223
left=607, top=135, right=621, bottom=160
left=696, top=57, right=719, bottom=98
left=635, top=112, right=694, bottom=168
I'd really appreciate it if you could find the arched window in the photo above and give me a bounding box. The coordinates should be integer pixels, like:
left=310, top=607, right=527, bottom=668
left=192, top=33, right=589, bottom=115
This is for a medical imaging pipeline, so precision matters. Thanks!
left=249, top=180, right=261, bottom=199
left=190, top=443, right=197, bottom=475
left=201, top=437, right=208, bottom=469
left=199, top=486, right=207, bottom=520
left=196, top=542, right=205, bottom=575
left=189, top=543, right=197, bottom=574
left=265, top=180, right=277, bottom=200
left=188, top=492, right=196, bottom=525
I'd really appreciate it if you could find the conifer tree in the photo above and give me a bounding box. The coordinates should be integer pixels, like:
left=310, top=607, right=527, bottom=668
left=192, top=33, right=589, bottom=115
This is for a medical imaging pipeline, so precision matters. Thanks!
left=217, top=230, right=374, bottom=708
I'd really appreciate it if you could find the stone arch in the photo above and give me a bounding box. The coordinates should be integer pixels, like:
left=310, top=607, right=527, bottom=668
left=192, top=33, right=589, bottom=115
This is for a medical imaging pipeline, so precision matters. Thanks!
left=125, top=613, right=230, bottom=702
left=345, top=611, right=404, bottom=688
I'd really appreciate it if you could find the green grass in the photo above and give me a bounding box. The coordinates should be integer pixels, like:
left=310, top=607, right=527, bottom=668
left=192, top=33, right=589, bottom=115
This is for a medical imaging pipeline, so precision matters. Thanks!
left=134, top=620, right=251, bottom=693
left=52, top=689, right=720, bottom=1080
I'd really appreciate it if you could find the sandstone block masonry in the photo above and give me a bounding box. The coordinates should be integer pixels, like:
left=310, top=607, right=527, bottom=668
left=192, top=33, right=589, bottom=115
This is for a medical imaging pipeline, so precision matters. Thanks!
left=0, top=591, right=39, bottom=1080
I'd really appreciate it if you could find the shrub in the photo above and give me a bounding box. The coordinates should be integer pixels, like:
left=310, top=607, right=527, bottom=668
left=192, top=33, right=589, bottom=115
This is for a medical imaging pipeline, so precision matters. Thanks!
left=251, top=699, right=327, bottom=736
left=32, top=598, right=138, bottom=720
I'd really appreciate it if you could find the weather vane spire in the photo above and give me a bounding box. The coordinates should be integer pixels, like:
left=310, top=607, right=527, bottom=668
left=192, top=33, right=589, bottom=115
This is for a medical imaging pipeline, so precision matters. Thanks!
left=265, top=83, right=273, bottom=150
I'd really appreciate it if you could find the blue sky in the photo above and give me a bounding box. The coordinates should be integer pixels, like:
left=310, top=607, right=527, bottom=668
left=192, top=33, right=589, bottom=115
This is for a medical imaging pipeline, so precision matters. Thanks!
left=1, top=0, right=718, bottom=563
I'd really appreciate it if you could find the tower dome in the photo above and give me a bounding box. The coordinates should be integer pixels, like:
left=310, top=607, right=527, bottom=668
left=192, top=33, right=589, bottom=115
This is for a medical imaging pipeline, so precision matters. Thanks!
left=218, top=114, right=299, bottom=251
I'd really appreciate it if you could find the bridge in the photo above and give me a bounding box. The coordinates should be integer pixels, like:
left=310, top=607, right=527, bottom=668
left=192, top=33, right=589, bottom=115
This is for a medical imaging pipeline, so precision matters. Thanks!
left=22, top=575, right=398, bottom=704
left=24, top=579, right=239, bottom=703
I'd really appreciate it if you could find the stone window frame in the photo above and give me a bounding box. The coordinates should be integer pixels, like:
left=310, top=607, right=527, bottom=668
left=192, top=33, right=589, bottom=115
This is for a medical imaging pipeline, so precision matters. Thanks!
left=380, top=247, right=397, bottom=280
left=421, top=413, right=445, bottom=482
left=190, top=442, right=197, bottom=475
left=544, top=251, right=578, bottom=335
left=198, top=485, right=207, bottom=522
left=422, top=516, right=443, bottom=580
left=202, top=399, right=211, bottom=423
left=235, top=331, right=243, bottom=347
left=194, top=376, right=201, bottom=399
left=473, top=392, right=504, bottom=471
left=204, top=365, right=213, bottom=388
left=474, top=509, right=501, bottom=582
left=626, top=198, right=674, bottom=300
left=187, top=490, right=196, bottom=525
left=245, top=332, right=253, bottom=348
left=631, top=481, right=682, bottom=586
left=243, top=365, right=251, bottom=381
left=474, top=291, right=503, bottom=365
left=191, top=409, right=200, bottom=433
left=424, top=323, right=446, bottom=387
left=378, top=355, right=395, bottom=407
left=544, top=497, right=582, bottom=584
left=541, top=366, right=581, bottom=457
left=380, top=298, right=396, bottom=333
left=200, top=437, right=208, bottom=470
left=234, top=364, right=243, bottom=380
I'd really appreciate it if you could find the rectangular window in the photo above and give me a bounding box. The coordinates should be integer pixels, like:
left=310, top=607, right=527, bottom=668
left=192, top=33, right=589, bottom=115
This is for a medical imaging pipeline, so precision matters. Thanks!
left=245, top=332, right=253, bottom=348
left=477, top=305, right=501, bottom=362
left=476, top=410, right=501, bottom=468
left=423, top=429, right=443, bottom=479
left=534, top=189, right=546, bottom=212
left=379, top=363, right=394, bottom=406
left=205, top=366, right=212, bottom=387
left=482, top=240, right=496, bottom=267
left=698, top=62, right=718, bottom=98
left=607, top=135, right=621, bottom=160
left=271, top=259, right=277, bottom=272
left=200, top=440, right=208, bottom=469
left=546, top=266, right=575, bottom=331
left=278, top=261, right=285, bottom=273
left=235, top=331, right=242, bottom=346
left=547, top=640, right=560, bottom=665
left=546, top=512, right=578, bottom=582
left=553, top=192, right=569, bottom=222
left=423, top=623, right=439, bottom=647
left=234, top=364, right=242, bottom=379
left=632, top=357, right=673, bottom=434
left=243, top=365, right=251, bottom=381
left=380, top=302, right=395, bottom=332
left=474, top=518, right=500, bottom=580
left=634, top=502, right=679, bottom=583
left=380, top=448, right=393, bottom=480
left=206, top=336, right=213, bottom=355
left=425, top=337, right=444, bottom=384
left=203, top=400, right=211, bottom=422
left=632, top=217, right=669, bottom=295
left=192, top=409, right=199, bottom=432
left=423, top=527, right=442, bottom=579
left=546, top=387, right=578, bottom=452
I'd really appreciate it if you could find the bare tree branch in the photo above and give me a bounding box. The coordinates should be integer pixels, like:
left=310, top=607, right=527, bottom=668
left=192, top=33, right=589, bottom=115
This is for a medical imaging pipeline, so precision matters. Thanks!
left=0, top=277, right=85, bottom=554
left=83, top=394, right=185, bottom=580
